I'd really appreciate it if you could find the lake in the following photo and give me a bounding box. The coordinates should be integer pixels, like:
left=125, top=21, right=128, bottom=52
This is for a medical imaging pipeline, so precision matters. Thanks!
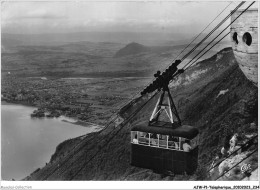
left=1, top=103, right=97, bottom=180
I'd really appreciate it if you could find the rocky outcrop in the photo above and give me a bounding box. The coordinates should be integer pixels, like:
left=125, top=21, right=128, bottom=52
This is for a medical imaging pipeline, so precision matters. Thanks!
left=31, top=109, right=45, bottom=118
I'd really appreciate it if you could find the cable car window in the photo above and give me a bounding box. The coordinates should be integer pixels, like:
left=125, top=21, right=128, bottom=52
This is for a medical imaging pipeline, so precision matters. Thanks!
left=131, top=131, right=138, bottom=144
left=150, top=133, right=158, bottom=147
left=131, top=130, right=194, bottom=152
left=159, top=134, right=167, bottom=148
left=183, top=139, right=192, bottom=152
left=159, top=134, right=167, bottom=140
left=139, top=132, right=149, bottom=145
left=179, top=137, right=191, bottom=151
left=180, top=137, right=184, bottom=150
left=168, top=136, right=179, bottom=150
left=139, top=132, right=146, bottom=137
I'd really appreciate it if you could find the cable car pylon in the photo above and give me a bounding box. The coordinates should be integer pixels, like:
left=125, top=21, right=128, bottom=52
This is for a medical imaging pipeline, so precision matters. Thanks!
left=149, top=85, right=181, bottom=127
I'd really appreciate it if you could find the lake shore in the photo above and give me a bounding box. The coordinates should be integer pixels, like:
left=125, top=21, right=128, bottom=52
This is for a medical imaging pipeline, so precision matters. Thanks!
left=2, top=103, right=97, bottom=180
left=61, top=118, right=104, bottom=130
left=1, top=100, right=104, bottom=129
left=1, top=100, right=36, bottom=107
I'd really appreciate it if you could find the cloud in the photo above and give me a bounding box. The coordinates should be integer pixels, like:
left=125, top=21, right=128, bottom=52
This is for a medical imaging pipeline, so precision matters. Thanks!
left=1, top=1, right=239, bottom=34
left=5, top=7, right=67, bottom=20
left=19, top=9, right=66, bottom=19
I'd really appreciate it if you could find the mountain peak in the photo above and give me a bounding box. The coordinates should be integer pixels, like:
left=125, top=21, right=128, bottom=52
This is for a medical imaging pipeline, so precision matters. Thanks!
left=114, top=42, right=150, bottom=58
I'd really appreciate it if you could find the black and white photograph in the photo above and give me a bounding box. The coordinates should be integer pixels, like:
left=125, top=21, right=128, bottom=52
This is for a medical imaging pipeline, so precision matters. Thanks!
left=1, top=0, right=259, bottom=188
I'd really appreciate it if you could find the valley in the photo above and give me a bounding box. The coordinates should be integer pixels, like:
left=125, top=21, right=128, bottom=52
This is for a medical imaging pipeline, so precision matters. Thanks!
left=1, top=40, right=228, bottom=126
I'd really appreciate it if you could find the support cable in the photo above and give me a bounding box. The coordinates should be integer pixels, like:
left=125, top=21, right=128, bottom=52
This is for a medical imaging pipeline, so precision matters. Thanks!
left=184, top=31, right=230, bottom=71
left=42, top=91, right=158, bottom=180
left=167, top=1, right=255, bottom=85
left=173, top=1, right=233, bottom=60
left=183, top=1, right=255, bottom=70
left=68, top=91, right=159, bottom=180
left=181, top=1, right=245, bottom=61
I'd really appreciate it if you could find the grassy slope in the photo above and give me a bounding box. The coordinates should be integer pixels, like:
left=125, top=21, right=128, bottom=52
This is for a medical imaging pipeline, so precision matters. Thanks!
left=26, top=47, right=257, bottom=180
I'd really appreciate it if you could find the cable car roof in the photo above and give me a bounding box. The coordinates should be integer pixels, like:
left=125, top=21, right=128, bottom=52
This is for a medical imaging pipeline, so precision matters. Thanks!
left=131, top=124, right=199, bottom=139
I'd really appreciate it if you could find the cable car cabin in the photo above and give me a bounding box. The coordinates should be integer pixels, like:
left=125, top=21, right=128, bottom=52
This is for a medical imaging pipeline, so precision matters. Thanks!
left=130, top=122, right=199, bottom=175
left=133, top=74, right=198, bottom=174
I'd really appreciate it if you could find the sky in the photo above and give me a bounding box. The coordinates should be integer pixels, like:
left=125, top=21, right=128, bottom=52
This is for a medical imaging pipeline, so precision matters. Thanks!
left=1, top=1, right=258, bottom=34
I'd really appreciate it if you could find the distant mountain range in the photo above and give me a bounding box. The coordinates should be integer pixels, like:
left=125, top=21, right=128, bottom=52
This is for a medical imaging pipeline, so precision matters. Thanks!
left=2, top=32, right=201, bottom=47
left=113, top=40, right=230, bottom=59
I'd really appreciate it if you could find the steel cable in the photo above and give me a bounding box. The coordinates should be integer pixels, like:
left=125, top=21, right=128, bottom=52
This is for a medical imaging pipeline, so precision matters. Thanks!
left=180, top=1, right=245, bottom=61
left=173, top=1, right=233, bottom=61
left=68, top=92, right=159, bottom=180
left=183, top=1, right=255, bottom=70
